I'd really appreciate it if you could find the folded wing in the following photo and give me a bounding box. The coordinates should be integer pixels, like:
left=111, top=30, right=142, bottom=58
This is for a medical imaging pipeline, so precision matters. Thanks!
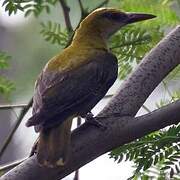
left=26, top=52, right=118, bottom=131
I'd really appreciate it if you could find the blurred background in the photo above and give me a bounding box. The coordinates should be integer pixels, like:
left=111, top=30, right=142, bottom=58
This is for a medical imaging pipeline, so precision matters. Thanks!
left=0, top=0, right=180, bottom=179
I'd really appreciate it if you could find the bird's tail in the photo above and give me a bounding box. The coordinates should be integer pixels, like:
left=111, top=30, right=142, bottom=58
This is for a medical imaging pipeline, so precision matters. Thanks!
left=37, top=117, right=73, bottom=167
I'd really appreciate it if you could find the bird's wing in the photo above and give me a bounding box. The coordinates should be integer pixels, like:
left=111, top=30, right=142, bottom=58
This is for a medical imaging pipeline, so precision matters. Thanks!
left=26, top=52, right=117, bottom=129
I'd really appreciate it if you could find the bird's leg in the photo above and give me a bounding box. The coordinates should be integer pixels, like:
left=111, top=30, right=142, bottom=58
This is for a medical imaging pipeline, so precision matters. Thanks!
left=84, top=112, right=106, bottom=130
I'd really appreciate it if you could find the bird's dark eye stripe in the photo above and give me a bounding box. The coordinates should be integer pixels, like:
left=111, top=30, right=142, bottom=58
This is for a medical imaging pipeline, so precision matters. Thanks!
left=102, top=12, right=127, bottom=21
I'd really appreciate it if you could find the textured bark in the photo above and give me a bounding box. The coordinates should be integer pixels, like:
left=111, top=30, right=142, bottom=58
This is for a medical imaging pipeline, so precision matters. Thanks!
left=1, top=26, right=180, bottom=180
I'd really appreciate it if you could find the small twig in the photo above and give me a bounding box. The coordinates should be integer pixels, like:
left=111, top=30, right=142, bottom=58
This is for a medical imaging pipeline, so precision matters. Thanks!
left=142, top=105, right=151, bottom=113
left=59, top=0, right=73, bottom=35
left=103, top=94, right=113, bottom=99
left=0, top=158, right=27, bottom=175
left=78, top=0, right=84, bottom=13
left=0, top=104, right=27, bottom=110
left=78, top=0, right=88, bottom=19
left=91, top=0, right=109, bottom=12
left=78, top=0, right=110, bottom=21
left=0, top=98, right=33, bottom=160
left=162, top=80, right=174, bottom=101
left=73, top=170, right=79, bottom=180
left=73, top=116, right=82, bottom=180
left=11, top=109, right=18, bottom=119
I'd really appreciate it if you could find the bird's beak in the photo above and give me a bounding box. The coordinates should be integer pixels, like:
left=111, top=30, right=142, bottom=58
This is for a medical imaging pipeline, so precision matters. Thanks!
left=126, top=13, right=156, bottom=24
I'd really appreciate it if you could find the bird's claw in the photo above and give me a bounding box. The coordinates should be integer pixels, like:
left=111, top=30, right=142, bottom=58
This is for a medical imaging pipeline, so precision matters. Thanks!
left=84, top=112, right=107, bottom=130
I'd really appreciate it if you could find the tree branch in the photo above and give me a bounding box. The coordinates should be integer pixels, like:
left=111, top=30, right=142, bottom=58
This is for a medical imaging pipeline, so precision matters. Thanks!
left=1, top=26, right=180, bottom=180
left=91, top=0, right=109, bottom=12
left=59, top=0, right=73, bottom=35
left=78, top=0, right=110, bottom=20
left=0, top=158, right=27, bottom=175
left=78, top=0, right=87, bottom=20
left=0, top=104, right=27, bottom=110
left=1, top=100, right=180, bottom=180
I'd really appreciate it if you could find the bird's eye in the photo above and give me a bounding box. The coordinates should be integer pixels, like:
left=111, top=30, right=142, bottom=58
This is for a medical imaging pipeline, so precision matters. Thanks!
left=102, top=12, right=127, bottom=22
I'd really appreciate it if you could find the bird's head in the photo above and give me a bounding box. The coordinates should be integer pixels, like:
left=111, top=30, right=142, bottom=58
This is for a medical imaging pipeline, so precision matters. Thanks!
left=78, top=8, right=156, bottom=39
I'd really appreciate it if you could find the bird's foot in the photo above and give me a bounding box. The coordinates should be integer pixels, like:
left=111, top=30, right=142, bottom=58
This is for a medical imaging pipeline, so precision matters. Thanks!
left=84, top=112, right=106, bottom=130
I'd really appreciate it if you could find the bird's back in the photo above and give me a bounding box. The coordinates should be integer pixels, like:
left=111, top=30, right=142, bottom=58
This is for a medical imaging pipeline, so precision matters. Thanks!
left=27, top=48, right=118, bottom=130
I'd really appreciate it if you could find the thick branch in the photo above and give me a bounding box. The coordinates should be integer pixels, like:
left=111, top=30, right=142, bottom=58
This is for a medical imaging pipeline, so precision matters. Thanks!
left=1, top=26, right=180, bottom=180
left=0, top=158, right=27, bottom=175
left=1, top=100, right=180, bottom=180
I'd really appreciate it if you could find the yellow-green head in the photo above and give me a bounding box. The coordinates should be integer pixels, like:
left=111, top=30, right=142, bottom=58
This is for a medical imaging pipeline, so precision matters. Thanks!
left=46, top=8, right=156, bottom=71
left=73, top=8, right=156, bottom=42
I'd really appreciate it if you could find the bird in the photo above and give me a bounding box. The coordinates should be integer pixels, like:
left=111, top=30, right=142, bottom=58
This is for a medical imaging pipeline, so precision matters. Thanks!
left=26, top=7, right=156, bottom=168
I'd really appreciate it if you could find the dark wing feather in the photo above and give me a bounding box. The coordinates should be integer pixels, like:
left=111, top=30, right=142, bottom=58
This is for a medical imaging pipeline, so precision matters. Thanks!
left=26, top=52, right=118, bottom=130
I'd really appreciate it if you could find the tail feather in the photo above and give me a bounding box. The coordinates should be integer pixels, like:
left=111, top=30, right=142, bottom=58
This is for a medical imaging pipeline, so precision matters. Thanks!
left=37, top=117, right=73, bottom=167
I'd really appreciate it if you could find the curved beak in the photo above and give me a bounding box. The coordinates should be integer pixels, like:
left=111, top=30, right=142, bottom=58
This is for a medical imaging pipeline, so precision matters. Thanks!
left=126, top=13, right=156, bottom=24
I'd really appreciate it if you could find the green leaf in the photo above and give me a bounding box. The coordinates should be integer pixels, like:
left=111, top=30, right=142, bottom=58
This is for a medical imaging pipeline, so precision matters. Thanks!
left=24, top=9, right=33, bottom=17
left=170, top=168, right=174, bottom=178
left=40, top=21, right=68, bottom=46
left=0, top=77, right=15, bottom=96
left=154, top=155, right=159, bottom=165
left=117, top=154, right=124, bottom=163
left=175, top=165, right=180, bottom=173
left=110, top=25, right=162, bottom=80
left=160, top=166, right=171, bottom=170
left=143, top=158, right=153, bottom=171
left=2, top=0, right=55, bottom=16
left=2, top=0, right=9, bottom=7
left=0, top=52, right=11, bottom=69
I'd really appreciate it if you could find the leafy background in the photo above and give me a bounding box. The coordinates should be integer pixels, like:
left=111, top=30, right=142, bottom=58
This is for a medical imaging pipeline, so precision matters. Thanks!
left=0, top=0, right=180, bottom=179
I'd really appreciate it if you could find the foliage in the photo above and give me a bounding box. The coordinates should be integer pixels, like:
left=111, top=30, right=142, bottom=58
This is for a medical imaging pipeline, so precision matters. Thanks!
left=0, top=77, right=15, bottom=97
left=0, top=52, right=15, bottom=97
left=109, top=125, right=180, bottom=179
left=117, top=0, right=179, bottom=26
left=2, top=0, right=58, bottom=16
left=110, top=26, right=162, bottom=79
left=40, top=21, right=68, bottom=46
left=0, top=52, right=11, bottom=69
